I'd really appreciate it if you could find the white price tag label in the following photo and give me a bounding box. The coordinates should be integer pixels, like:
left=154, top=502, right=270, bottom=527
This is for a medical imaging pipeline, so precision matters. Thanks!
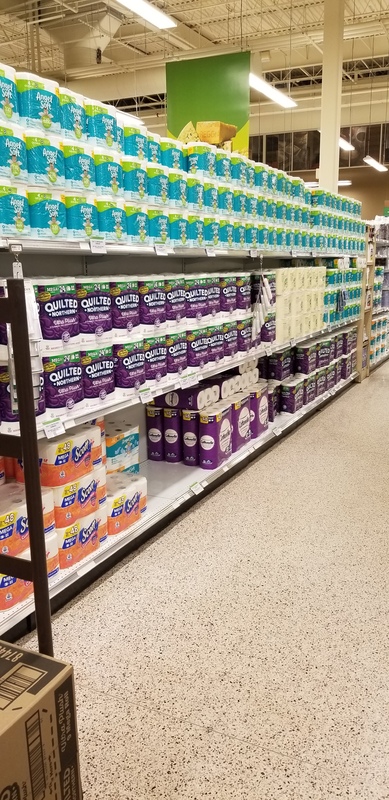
left=330, top=387, right=337, bottom=396
left=190, top=482, right=203, bottom=495
left=249, top=249, right=258, bottom=259
left=180, top=373, right=198, bottom=389
left=139, top=387, right=153, bottom=404
left=264, top=345, right=272, bottom=357
left=155, top=244, right=168, bottom=256
left=43, top=418, right=66, bottom=439
left=90, top=238, right=107, bottom=255
left=172, top=499, right=182, bottom=510
left=273, top=427, right=282, bottom=437
left=323, top=392, right=330, bottom=400
left=206, top=247, right=216, bottom=257
left=79, top=241, right=90, bottom=252
left=12, top=260, right=23, bottom=279
left=222, top=464, right=229, bottom=473
left=290, top=338, right=296, bottom=347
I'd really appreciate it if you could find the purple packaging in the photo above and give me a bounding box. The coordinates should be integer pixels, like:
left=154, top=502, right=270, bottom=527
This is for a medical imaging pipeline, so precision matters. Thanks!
left=281, top=377, right=304, bottom=414
left=0, top=368, right=45, bottom=424
left=42, top=350, right=84, bottom=413
left=220, top=274, right=237, bottom=315
left=185, top=275, right=208, bottom=321
left=268, top=348, right=292, bottom=380
left=166, top=328, right=187, bottom=375
left=326, top=362, right=336, bottom=390
left=317, top=338, right=331, bottom=368
left=334, top=358, right=341, bottom=384
left=163, top=407, right=182, bottom=463
left=110, top=279, right=140, bottom=335
left=258, top=357, right=268, bottom=379
left=113, top=339, right=145, bottom=390
left=144, top=334, right=167, bottom=383
left=316, top=367, right=327, bottom=396
left=341, top=353, right=352, bottom=379
left=76, top=279, right=112, bottom=341
left=303, top=373, right=316, bottom=405
left=329, top=336, right=336, bottom=363
left=334, top=333, right=342, bottom=359
left=139, top=277, right=166, bottom=328
left=342, top=328, right=355, bottom=355
left=199, top=402, right=232, bottom=470
left=208, top=323, right=224, bottom=364
left=295, top=342, right=317, bottom=374
left=154, top=385, right=211, bottom=410
left=267, top=380, right=281, bottom=421
left=146, top=405, right=164, bottom=461
left=182, top=409, right=199, bottom=466
left=165, top=275, right=186, bottom=325
left=249, top=384, right=268, bottom=439
left=351, top=349, right=357, bottom=372
left=236, top=273, right=251, bottom=312
left=223, top=320, right=238, bottom=358
left=206, top=275, right=221, bottom=317
left=261, top=312, right=276, bottom=343
left=231, top=393, right=251, bottom=452
left=34, top=280, right=79, bottom=347
left=81, top=345, right=115, bottom=403
left=237, top=318, right=253, bottom=353
left=187, top=325, right=209, bottom=369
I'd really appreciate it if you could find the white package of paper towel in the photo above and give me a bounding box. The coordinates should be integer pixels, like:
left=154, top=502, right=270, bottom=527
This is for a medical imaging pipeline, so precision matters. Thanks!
left=105, top=419, right=139, bottom=474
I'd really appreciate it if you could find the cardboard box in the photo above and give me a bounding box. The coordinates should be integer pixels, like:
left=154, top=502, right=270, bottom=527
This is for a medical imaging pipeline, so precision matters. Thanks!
left=0, top=640, right=82, bottom=800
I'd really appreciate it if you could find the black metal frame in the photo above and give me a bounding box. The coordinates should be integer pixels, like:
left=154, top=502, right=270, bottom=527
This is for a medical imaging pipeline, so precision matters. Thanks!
left=0, top=279, right=53, bottom=656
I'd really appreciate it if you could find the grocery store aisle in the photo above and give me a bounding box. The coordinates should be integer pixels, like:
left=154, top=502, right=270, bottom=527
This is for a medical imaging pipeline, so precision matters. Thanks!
left=21, top=361, right=389, bottom=799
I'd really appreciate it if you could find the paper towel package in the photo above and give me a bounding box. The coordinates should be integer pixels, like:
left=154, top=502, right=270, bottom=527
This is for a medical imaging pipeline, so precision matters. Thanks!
left=146, top=405, right=164, bottom=461
left=181, top=409, right=199, bottom=467
left=106, top=474, right=141, bottom=535
left=231, top=393, right=251, bottom=452
left=39, top=428, right=93, bottom=486
left=57, top=511, right=99, bottom=569
left=163, top=407, right=182, bottom=463
left=105, top=420, right=139, bottom=473
left=249, top=384, right=269, bottom=439
left=52, top=471, right=98, bottom=527
left=199, top=401, right=232, bottom=470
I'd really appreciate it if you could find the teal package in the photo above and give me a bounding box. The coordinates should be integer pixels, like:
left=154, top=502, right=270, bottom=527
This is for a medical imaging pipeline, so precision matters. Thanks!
left=147, top=134, right=161, bottom=164
left=28, top=191, right=66, bottom=238
left=17, top=77, right=60, bottom=132
left=122, top=160, right=147, bottom=201
left=218, top=185, right=233, bottom=214
left=95, top=152, right=123, bottom=195
left=95, top=199, right=126, bottom=241
left=169, top=213, right=188, bottom=247
left=62, top=144, right=95, bottom=190
left=233, top=188, right=247, bottom=218
left=0, top=71, right=18, bottom=123
left=59, top=93, right=86, bottom=140
left=147, top=166, right=168, bottom=205
left=204, top=181, right=218, bottom=213
left=187, top=145, right=216, bottom=177
left=85, top=103, right=117, bottom=147
left=0, top=126, right=27, bottom=182
left=257, top=225, right=268, bottom=248
left=276, top=201, right=286, bottom=222
left=0, top=185, right=30, bottom=236
left=245, top=222, right=257, bottom=249
left=294, top=229, right=303, bottom=250
left=168, top=171, right=187, bottom=207
left=25, top=134, right=65, bottom=187
left=216, top=151, right=231, bottom=181
left=257, top=196, right=268, bottom=220
left=106, top=430, right=139, bottom=461
left=276, top=227, right=287, bottom=249
left=187, top=177, right=204, bottom=210
left=219, top=219, right=234, bottom=249
left=125, top=204, right=149, bottom=244
left=203, top=216, right=219, bottom=247
left=246, top=192, right=257, bottom=218
left=234, top=222, right=246, bottom=249
left=231, top=155, right=247, bottom=185
left=255, top=163, right=269, bottom=190
left=247, top=162, right=255, bottom=188
left=161, top=140, right=183, bottom=170
left=64, top=195, right=98, bottom=239
left=187, top=214, right=204, bottom=247
left=148, top=208, right=169, bottom=245
left=123, top=126, right=147, bottom=159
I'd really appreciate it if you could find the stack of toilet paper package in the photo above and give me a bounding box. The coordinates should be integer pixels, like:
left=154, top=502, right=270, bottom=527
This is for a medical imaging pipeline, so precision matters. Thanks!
left=0, top=60, right=365, bottom=255
left=0, top=413, right=148, bottom=614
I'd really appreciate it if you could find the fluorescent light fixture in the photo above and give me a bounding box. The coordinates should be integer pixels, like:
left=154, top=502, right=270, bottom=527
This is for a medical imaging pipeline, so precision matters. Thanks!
left=338, top=137, right=355, bottom=152
left=249, top=72, right=297, bottom=109
left=363, top=155, right=388, bottom=172
left=305, top=180, right=352, bottom=188
left=117, top=0, right=177, bottom=29
left=338, top=180, right=352, bottom=186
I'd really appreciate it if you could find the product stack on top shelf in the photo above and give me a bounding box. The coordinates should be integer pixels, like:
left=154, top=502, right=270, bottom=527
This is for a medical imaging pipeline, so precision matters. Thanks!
left=0, top=60, right=365, bottom=254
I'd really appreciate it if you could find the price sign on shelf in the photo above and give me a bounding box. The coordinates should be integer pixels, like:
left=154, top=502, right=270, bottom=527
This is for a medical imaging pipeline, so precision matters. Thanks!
left=155, top=244, right=168, bottom=256
left=273, top=427, right=282, bottom=437
left=190, top=482, right=203, bottom=495
left=206, top=247, right=216, bottom=257
left=264, top=345, right=272, bottom=357
left=249, top=249, right=258, bottom=259
left=90, top=238, right=107, bottom=255
left=290, top=338, right=296, bottom=347
left=42, top=418, right=66, bottom=439
left=139, top=387, right=153, bottom=404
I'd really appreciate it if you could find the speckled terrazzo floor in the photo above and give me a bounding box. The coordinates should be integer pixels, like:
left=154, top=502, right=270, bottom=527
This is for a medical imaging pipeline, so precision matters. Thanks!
left=20, top=361, right=389, bottom=799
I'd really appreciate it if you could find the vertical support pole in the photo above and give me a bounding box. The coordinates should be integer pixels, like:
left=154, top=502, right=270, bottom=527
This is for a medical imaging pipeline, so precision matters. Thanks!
left=8, top=280, right=53, bottom=657
left=318, top=0, right=345, bottom=192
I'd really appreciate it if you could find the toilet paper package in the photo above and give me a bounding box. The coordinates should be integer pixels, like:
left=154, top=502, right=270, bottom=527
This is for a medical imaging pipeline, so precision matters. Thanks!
left=105, top=474, right=141, bottom=536
left=341, top=353, right=353, bottom=380
left=0, top=182, right=30, bottom=236
left=185, top=274, right=208, bottom=321
left=81, top=345, right=115, bottom=405
left=166, top=328, right=187, bottom=375
left=144, top=333, right=167, bottom=383
left=236, top=273, right=251, bottom=312
left=281, top=376, right=304, bottom=413
left=34, top=279, right=79, bottom=349
left=45, top=529, right=60, bottom=579
left=0, top=485, right=30, bottom=556
left=94, top=147, right=123, bottom=195
left=204, top=215, right=219, bottom=247
left=93, top=463, right=107, bottom=507
left=218, top=217, right=235, bottom=249
left=169, top=211, right=188, bottom=247
left=181, top=409, right=199, bottom=466
left=163, top=407, right=182, bottom=463
left=199, top=402, right=232, bottom=470
left=113, top=338, right=145, bottom=390
left=96, top=499, right=107, bottom=543
left=85, top=99, right=117, bottom=147
left=168, top=169, right=187, bottom=207
left=231, top=393, right=251, bottom=452
left=123, top=123, right=147, bottom=159
left=146, top=405, right=164, bottom=461
left=203, top=375, right=232, bottom=400
left=326, top=361, right=336, bottom=391
left=237, top=318, right=254, bottom=352
left=223, top=320, right=238, bottom=358
left=42, top=349, right=84, bottom=418
left=216, top=149, right=231, bottom=181
left=187, top=324, right=209, bottom=369
left=148, top=207, right=169, bottom=245
left=317, top=338, right=331, bottom=368
left=76, top=278, right=112, bottom=343
left=57, top=511, right=99, bottom=569
left=63, top=193, right=99, bottom=239
left=126, top=473, right=147, bottom=514
left=234, top=220, right=246, bottom=249
left=161, top=137, right=183, bottom=170
left=303, top=372, right=317, bottom=405
left=249, top=384, right=269, bottom=439
left=0, top=122, right=27, bottom=182
left=122, top=156, right=147, bottom=201
left=165, top=275, right=186, bottom=326
left=105, top=420, right=139, bottom=474
left=187, top=213, right=205, bottom=248
left=110, top=279, right=140, bottom=337
left=187, top=176, right=204, bottom=211
left=39, top=426, right=93, bottom=486
left=207, top=322, right=224, bottom=365
left=61, top=141, right=95, bottom=190
left=220, top=274, right=237, bottom=316
left=16, top=72, right=60, bottom=132
left=139, top=277, right=166, bottom=328
left=147, top=131, right=161, bottom=164
left=267, top=380, right=281, bottom=422
left=0, top=63, right=18, bottom=124
left=28, top=188, right=66, bottom=238
left=204, top=179, right=218, bottom=213
left=125, top=203, right=149, bottom=244
left=95, top=196, right=126, bottom=241
left=53, top=471, right=98, bottom=528
left=316, top=366, right=327, bottom=396
left=187, top=142, right=216, bottom=177
left=295, top=342, right=318, bottom=374
left=59, top=88, right=86, bottom=140
left=79, top=422, right=102, bottom=466
left=268, top=349, right=293, bottom=381
left=24, top=131, right=65, bottom=187
left=0, top=368, right=45, bottom=428
left=218, top=183, right=234, bottom=214
left=147, top=164, right=168, bottom=205
left=154, top=385, right=215, bottom=410
left=206, top=275, right=221, bottom=317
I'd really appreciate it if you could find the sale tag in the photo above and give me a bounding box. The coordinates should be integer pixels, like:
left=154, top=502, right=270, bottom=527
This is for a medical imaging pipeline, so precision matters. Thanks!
left=90, top=238, right=107, bottom=255
left=43, top=418, right=66, bottom=439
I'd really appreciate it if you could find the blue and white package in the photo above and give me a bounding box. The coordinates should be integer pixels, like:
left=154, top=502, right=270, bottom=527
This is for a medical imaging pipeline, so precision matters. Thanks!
left=0, top=183, right=30, bottom=236
left=218, top=182, right=233, bottom=215
left=219, top=218, right=234, bottom=249
left=147, top=132, right=161, bottom=164
left=147, top=164, right=168, bottom=205
left=233, top=187, right=247, bottom=218
left=94, top=148, right=123, bottom=196
left=160, top=137, right=183, bottom=169
left=187, top=143, right=216, bottom=177
left=187, top=214, right=204, bottom=247
left=28, top=189, right=66, bottom=239
left=168, top=169, right=187, bottom=207
left=204, top=179, right=218, bottom=213
left=0, top=123, right=27, bottom=182
left=234, top=220, right=246, bottom=249
left=115, top=111, right=127, bottom=153
left=187, top=176, right=204, bottom=210
left=95, top=196, right=126, bottom=242
left=84, top=100, right=117, bottom=148
left=58, top=88, right=86, bottom=140
left=63, top=193, right=99, bottom=239
left=122, top=156, right=147, bottom=201
left=169, top=211, right=188, bottom=247
left=0, top=63, right=18, bottom=124
left=203, top=215, right=219, bottom=247
left=16, top=72, right=60, bottom=132
left=231, top=153, right=247, bottom=185
left=25, top=131, right=65, bottom=187
left=245, top=221, right=257, bottom=249
left=125, top=203, right=149, bottom=245
left=246, top=191, right=257, bottom=219
left=61, top=140, right=95, bottom=191
left=148, top=207, right=169, bottom=245
left=123, top=123, right=147, bottom=159
left=246, top=160, right=255, bottom=188
left=216, top=148, right=231, bottom=181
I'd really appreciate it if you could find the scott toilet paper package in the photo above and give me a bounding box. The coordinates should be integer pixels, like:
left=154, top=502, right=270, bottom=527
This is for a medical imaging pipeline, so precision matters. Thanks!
left=52, top=471, right=98, bottom=528
left=57, top=511, right=100, bottom=569
left=39, top=427, right=93, bottom=486
left=106, top=474, right=141, bottom=535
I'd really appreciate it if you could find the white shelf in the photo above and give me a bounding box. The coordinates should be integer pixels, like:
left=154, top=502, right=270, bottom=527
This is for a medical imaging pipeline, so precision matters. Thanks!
left=0, top=370, right=358, bottom=638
